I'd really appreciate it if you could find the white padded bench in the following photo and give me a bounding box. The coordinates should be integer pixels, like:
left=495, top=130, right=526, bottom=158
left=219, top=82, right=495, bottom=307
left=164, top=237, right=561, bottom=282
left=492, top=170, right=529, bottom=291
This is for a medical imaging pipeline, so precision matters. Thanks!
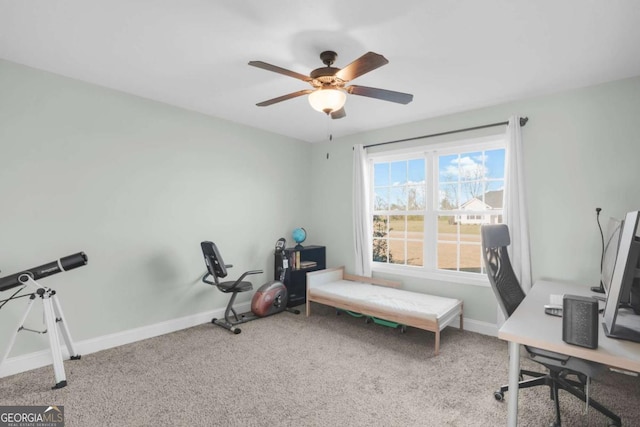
left=306, top=267, right=463, bottom=355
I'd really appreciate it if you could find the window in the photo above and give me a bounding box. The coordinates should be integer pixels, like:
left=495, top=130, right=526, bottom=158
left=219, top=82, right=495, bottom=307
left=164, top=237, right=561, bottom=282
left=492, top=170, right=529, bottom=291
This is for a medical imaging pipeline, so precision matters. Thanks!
left=372, top=159, right=425, bottom=266
left=368, top=135, right=506, bottom=285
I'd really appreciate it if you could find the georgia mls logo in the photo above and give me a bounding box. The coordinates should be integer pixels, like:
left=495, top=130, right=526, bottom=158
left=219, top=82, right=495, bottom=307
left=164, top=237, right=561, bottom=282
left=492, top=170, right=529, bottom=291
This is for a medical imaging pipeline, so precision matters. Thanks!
left=0, top=405, right=64, bottom=427
left=45, top=406, right=63, bottom=416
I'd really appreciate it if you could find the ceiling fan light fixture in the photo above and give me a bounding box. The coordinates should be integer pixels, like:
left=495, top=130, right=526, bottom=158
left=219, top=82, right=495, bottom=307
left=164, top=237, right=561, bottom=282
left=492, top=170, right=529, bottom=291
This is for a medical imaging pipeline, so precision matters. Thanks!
left=308, top=88, right=346, bottom=114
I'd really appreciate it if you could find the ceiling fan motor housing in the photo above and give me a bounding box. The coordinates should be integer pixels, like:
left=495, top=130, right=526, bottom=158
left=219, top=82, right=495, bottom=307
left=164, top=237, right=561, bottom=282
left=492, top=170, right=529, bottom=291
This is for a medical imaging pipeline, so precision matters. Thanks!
left=310, top=69, right=344, bottom=88
left=310, top=51, right=345, bottom=89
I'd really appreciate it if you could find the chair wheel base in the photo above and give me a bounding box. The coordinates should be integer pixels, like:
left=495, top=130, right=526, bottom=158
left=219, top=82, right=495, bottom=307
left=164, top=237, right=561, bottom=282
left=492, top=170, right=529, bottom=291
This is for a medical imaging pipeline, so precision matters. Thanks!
left=494, top=391, right=504, bottom=401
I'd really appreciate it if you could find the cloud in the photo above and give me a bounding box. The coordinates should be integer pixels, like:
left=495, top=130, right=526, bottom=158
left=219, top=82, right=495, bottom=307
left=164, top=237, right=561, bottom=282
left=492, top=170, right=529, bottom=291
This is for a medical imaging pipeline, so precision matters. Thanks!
left=444, top=155, right=487, bottom=178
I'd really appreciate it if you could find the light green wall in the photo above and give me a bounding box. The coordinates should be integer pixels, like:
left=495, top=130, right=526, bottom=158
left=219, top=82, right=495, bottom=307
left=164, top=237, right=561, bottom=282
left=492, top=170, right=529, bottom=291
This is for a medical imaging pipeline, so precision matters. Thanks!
left=0, top=59, right=310, bottom=356
left=2, top=57, right=639, bottom=357
left=309, top=76, right=640, bottom=324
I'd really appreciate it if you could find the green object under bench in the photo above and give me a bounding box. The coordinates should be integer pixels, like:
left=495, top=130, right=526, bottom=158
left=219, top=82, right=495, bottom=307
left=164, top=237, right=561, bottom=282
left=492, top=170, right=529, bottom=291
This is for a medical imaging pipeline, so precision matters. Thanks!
left=340, top=309, right=407, bottom=332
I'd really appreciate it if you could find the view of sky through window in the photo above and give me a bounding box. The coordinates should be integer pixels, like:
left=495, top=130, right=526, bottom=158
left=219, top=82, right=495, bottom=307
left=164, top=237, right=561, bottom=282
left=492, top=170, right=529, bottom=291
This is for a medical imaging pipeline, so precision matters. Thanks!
left=439, top=148, right=505, bottom=209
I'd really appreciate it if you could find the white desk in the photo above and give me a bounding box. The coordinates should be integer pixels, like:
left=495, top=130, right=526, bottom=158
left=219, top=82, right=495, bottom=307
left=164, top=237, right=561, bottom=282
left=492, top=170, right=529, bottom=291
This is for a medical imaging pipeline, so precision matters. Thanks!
left=498, top=280, right=640, bottom=427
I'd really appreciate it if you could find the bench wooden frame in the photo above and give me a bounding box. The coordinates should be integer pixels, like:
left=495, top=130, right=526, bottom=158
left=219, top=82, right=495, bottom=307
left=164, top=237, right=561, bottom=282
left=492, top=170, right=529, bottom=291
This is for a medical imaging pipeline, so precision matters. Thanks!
left=306, top=267, right=463, bottom=355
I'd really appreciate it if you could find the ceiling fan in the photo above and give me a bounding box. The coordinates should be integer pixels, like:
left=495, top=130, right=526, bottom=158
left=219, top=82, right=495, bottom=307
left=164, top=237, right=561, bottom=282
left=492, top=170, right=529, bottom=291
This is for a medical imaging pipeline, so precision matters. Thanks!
left=248, top=51, right=413, bottom=119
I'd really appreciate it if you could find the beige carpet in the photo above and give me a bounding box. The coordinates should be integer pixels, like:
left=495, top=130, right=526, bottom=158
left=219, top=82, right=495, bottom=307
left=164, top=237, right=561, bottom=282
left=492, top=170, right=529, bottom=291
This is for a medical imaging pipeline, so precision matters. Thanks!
left=1, top=303, right=638, bottom=426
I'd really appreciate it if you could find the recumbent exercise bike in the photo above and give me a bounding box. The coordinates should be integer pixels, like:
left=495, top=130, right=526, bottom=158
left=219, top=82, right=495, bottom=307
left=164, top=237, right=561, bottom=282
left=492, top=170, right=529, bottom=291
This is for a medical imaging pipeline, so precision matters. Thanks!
left=201, top=238, right=298, bottom=334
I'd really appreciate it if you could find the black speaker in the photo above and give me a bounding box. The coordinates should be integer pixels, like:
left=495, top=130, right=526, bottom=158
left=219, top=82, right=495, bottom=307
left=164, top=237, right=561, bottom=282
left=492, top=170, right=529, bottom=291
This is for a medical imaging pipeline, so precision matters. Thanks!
left=562, top=295, right=599, bottom=349
left=631, top=280, right=640, bottom=315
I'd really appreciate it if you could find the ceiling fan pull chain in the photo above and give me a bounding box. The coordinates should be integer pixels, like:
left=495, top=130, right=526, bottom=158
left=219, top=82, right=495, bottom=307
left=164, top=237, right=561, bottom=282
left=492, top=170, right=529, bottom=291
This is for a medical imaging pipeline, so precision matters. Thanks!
left=326, top=114, right=333, bottom=141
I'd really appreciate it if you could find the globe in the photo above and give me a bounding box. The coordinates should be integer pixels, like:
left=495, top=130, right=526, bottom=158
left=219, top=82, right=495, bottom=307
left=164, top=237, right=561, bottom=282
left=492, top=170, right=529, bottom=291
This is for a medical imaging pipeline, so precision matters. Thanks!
left=292, top=227, right=307, bottom=248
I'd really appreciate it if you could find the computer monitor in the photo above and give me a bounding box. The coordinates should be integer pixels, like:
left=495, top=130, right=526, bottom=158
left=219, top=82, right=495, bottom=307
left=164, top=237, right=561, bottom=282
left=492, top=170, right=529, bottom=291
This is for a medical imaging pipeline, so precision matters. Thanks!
left=601, top=217, right=623, bottom=295
left=603, top=210, right=640, bottom=342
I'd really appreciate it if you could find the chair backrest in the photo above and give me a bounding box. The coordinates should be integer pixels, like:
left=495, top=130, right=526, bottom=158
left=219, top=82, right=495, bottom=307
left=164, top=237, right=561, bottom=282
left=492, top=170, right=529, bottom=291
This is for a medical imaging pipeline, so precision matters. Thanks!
left=201, top=241, right=228, bottom=281
left=481, top=224, right=526, bottom=318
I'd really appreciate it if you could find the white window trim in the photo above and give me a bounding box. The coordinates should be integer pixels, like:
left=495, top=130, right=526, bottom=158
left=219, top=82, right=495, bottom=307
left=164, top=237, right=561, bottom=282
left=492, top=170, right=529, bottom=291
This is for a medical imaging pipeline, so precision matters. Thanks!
left=373, top=262, right=490, bottom=286
left=367, top=134, right=506, bottom=287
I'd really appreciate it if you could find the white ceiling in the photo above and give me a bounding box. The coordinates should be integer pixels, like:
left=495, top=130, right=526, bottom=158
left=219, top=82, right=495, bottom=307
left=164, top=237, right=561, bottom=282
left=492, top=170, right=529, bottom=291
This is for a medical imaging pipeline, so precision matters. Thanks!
left=1, top=1, right=640, bottom=143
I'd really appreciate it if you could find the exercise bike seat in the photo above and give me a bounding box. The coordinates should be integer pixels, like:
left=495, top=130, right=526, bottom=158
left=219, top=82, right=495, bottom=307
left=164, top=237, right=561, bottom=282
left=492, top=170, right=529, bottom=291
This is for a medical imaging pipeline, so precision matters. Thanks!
left=200, top=241, right=263, bottom=292
left=216, top=280, right=253, bottom=293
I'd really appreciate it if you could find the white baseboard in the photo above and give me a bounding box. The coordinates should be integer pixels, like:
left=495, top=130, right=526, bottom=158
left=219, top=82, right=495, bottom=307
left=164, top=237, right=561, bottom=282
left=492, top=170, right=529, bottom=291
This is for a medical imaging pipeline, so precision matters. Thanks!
left=0, top=302, right=251, bottom=379
left=0, top=304, right=497, bottom=378
left=450, top=317, right=498, bottom=337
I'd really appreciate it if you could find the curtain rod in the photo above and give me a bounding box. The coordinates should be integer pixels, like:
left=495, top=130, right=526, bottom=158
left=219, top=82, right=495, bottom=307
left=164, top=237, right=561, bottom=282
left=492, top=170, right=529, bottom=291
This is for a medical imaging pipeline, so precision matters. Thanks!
left=362, top=117, right=529, bottom=149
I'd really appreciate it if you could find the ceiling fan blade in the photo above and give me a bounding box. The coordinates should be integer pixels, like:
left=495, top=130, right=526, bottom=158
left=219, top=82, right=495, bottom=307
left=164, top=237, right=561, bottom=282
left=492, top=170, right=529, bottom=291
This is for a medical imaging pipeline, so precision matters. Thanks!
left=346, top=85, right=414, bottom=104
left=335, top=52, right=389, bottom=82
left=256, top=89, right=313, bottom=107
left=248, top=61, right=311, bottom=82
left=331, top=107, right=346, bottom=119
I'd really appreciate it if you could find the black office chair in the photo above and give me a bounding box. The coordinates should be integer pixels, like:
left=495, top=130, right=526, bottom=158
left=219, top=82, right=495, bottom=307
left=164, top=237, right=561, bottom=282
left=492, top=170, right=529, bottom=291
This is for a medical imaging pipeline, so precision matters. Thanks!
left=481, top=224, right=620, bottom=427
left=201, top=241, right=262, bottom=334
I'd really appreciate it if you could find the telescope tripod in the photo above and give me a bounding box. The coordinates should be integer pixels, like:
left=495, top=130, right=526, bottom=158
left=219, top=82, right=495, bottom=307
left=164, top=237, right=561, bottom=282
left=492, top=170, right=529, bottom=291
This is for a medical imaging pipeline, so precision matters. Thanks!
left=0, top=277, right=80, bottom=389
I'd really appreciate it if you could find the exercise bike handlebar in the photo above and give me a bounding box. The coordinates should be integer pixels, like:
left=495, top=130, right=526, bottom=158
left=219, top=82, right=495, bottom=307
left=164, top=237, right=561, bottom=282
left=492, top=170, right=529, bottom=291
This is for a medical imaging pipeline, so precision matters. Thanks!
left=238, top=269, right=264, bottom=278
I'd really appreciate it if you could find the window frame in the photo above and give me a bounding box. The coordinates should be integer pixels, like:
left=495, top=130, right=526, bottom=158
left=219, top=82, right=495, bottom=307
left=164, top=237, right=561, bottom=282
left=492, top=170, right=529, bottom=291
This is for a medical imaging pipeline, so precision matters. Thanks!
left=367, top=134, right=506, bottom=287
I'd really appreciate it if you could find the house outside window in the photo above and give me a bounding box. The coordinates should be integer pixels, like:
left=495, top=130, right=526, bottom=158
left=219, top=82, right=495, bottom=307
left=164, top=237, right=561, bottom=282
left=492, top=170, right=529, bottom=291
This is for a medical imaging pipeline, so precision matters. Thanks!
left=368, top=135, right=506, bottom=286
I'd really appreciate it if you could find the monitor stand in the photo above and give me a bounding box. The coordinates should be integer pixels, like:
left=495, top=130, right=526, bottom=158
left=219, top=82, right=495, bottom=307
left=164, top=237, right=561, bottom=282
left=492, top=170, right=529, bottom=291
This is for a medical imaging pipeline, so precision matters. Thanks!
left=603, top=308, right=640, bottom=343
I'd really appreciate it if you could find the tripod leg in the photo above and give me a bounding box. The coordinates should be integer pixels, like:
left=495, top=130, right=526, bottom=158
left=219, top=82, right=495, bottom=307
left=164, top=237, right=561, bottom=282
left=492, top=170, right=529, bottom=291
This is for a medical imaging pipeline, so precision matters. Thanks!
left=42, top=296, right=67, bottom=389
left=0, top=296, right=37, bottom=373
left=51, top=295, right=80, bottom=359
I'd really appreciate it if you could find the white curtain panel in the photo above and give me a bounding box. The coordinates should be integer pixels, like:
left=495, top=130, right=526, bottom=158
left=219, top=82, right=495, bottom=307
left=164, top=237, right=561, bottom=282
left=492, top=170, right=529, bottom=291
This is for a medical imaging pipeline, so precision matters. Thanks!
left=504, top=116, right=533, bottom=292
left=353, top=144, right=372, bottom=276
